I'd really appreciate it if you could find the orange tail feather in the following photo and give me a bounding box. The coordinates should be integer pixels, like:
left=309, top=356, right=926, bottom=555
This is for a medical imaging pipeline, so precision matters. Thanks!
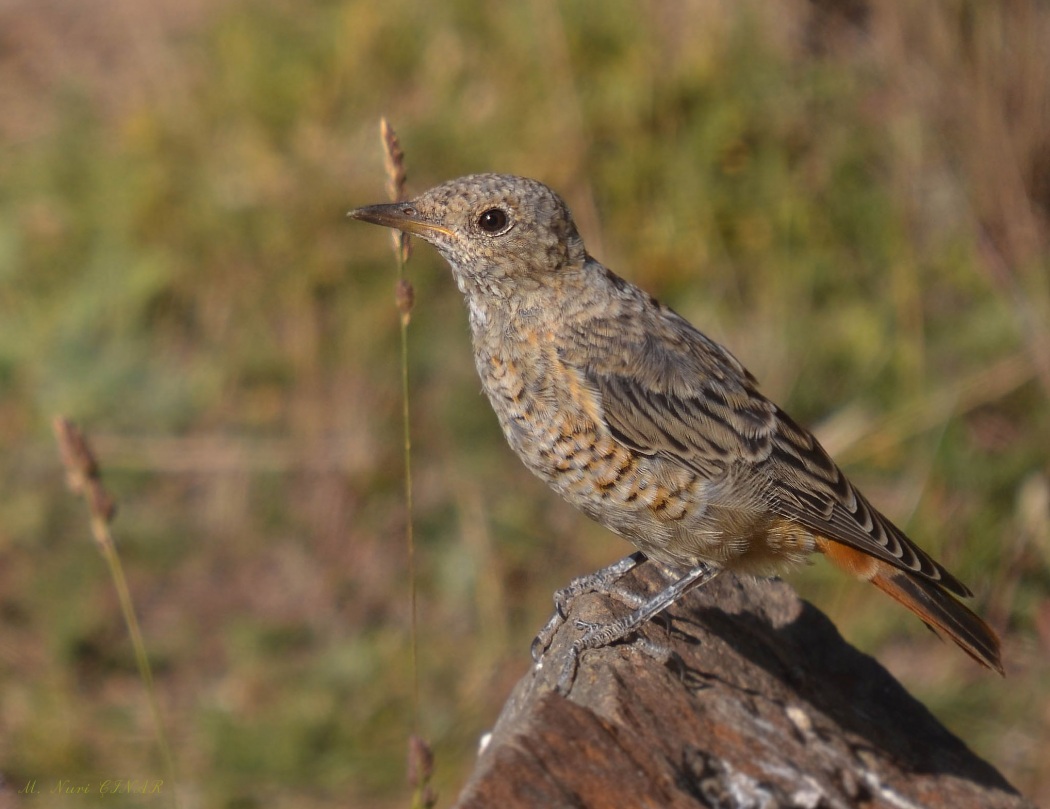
left=869, top=566, right=1003, bottom=675
left=817, top=538, right=1004, bottom=675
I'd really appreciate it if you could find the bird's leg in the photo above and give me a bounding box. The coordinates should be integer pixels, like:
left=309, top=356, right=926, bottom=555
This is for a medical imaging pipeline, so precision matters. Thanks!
left=556, top=561, right=723, bottom=694
left=531, top=551, right=647, bottom=662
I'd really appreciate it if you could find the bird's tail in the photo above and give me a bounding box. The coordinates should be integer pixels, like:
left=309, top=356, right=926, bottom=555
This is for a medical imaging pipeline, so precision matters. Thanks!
left=868, top=565, right=1004, bottom=675
left=817, top=538, right=1004, bottom=675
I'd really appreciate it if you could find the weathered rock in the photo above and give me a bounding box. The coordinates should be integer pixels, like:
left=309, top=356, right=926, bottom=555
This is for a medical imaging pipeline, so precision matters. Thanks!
left=454, top=564, right=1031, bottom=809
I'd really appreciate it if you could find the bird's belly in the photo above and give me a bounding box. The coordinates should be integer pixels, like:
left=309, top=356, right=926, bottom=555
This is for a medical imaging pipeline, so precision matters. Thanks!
left=478, top=350, right=816, bottom=574
left=480, top=352, right=731, bottom=566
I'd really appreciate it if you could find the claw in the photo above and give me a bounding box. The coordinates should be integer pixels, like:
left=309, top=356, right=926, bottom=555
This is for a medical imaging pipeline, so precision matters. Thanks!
left=531, top=611, right=565, bottom=663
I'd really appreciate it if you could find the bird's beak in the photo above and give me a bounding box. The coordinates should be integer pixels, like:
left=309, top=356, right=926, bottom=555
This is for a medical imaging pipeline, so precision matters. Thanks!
left=347, top=202, right=453, bottom=240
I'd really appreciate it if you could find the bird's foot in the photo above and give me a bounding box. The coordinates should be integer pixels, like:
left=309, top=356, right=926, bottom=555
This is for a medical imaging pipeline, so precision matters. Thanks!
left=530, top=551, right=647, bottom=663
left=550, top=562, right=723, bottom=694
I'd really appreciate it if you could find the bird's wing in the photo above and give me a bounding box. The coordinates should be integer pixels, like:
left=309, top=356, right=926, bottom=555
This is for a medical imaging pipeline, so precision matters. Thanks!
left=583, top=312, right=970, bottom=597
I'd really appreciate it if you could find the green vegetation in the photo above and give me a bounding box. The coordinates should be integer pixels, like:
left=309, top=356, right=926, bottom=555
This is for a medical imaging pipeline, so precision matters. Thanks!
left=1, top=1, right=1047, bottom=806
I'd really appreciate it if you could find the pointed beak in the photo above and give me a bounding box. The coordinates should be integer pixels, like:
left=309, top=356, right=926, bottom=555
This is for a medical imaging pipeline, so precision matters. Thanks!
left=347, top=202, right=453, bottom=240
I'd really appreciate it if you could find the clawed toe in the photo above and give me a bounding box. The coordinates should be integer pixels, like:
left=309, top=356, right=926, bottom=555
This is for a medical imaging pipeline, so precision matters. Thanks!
left=531, top=610, right=566, bottom=663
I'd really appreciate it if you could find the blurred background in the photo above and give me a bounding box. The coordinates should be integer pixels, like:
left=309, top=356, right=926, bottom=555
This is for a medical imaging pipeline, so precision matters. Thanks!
left=1, top=0, right=1048, bottom=806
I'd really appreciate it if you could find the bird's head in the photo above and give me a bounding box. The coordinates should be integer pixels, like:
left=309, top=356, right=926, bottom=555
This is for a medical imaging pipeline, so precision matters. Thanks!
left=349, top=174, right=587, bottom=298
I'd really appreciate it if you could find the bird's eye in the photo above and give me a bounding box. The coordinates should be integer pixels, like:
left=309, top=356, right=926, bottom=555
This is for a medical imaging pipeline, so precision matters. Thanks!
left=477, top=208, right=509, bottom=233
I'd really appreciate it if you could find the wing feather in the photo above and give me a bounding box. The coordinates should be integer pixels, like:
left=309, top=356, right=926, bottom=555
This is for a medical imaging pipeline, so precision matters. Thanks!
left=582, top=310, right=970, bottom=597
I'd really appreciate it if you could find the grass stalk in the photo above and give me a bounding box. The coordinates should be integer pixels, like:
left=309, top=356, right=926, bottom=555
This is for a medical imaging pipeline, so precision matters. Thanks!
left=52, top=417, right=179, bottom=809
left=379, top=117, right=436, bottom=809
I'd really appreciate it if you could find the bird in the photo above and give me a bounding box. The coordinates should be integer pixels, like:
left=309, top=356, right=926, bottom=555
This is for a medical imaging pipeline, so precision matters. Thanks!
left=349, top=173, right=1004, bottom=687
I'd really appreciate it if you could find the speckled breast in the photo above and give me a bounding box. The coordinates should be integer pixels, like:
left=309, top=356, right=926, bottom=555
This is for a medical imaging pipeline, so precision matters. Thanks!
left=474, top=339, right=712, bottom=566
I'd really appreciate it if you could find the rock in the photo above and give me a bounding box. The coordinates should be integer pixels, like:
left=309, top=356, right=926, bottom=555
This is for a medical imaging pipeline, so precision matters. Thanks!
left=454, top=563, right=1032, bottom=809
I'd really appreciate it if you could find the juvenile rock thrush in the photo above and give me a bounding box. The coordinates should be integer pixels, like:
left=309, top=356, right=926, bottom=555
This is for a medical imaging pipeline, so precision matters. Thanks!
left=350, top=173, right=1003, bottom=685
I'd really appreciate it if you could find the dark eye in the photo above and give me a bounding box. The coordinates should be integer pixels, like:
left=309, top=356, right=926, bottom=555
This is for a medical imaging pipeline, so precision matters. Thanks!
left=477, top=208, right=509, bottom=233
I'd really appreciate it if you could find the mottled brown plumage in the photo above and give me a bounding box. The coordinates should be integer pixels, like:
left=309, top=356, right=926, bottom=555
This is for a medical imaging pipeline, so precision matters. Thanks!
left=350, top=173, right=1003, bottom=680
